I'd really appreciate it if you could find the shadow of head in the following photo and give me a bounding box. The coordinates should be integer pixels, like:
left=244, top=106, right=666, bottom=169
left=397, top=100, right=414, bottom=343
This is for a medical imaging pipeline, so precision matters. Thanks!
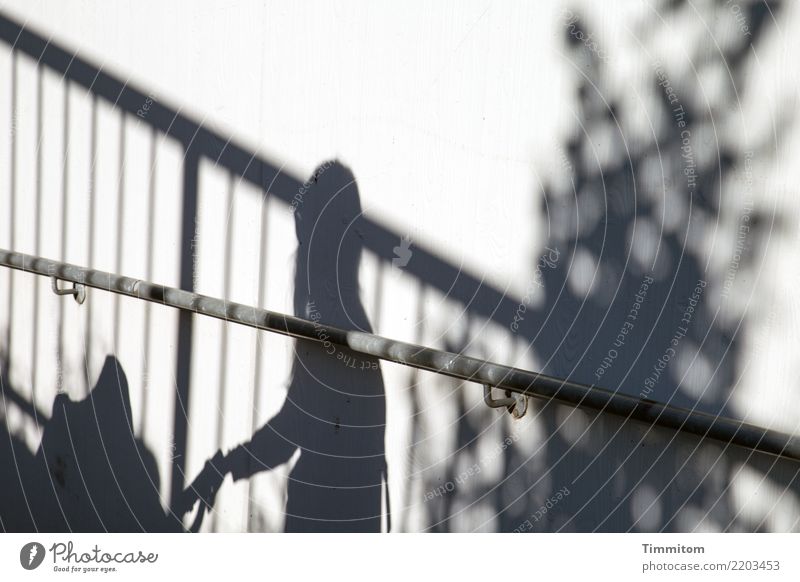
left=292, top=160, right=375, bottom=335
left=294, top=160, right=364, bottom=288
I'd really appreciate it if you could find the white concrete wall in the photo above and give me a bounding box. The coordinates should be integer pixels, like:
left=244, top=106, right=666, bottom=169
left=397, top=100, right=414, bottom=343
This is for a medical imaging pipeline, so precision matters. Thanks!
left=2, top=0, right=800, bottom=532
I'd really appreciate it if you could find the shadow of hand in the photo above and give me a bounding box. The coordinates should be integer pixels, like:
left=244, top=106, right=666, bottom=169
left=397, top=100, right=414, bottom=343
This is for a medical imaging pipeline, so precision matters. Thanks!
left=175, top=451, right=227, bottom=532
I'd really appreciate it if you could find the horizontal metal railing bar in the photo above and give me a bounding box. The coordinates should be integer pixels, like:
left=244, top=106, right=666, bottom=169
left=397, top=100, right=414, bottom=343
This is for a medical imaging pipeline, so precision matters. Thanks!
left=2, top=248, right=799, bottom=462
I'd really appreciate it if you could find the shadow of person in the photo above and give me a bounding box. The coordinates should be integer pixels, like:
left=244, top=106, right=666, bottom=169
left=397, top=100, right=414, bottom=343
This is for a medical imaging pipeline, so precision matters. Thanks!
left=181, top=161, right=388, bottom=532
left=0, top=418, right=45, bottom=531
left=0, top=355, right=177, bottom=531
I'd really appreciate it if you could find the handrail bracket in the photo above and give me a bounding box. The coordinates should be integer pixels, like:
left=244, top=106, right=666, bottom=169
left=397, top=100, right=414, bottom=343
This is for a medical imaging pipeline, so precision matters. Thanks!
left=51, top=276, right=86, bottom=304
left=484, top=383, right=528, bottom=419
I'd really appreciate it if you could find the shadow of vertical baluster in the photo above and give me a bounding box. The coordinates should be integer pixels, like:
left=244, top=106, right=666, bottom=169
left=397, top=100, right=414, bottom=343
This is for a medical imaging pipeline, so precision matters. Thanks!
left=139, top=127, right=157, bottom=436
left=399, top=280, right=427, bottom=532
left=113, top=112, right=126, bottom=349
left=372, top=260, right=387, bottom=530
left=31, top=66, right=42, bottom=399
left=246, top=182, right=270, bottom=532
left=57, top=79, right=69, bottom=394
left=6, top=49, right=15, bottom=384
left=211, top=172, right=235, bottom=533
left=372, top=259, right=384, bottom=333
left=170, top=145, right=199, bottom=519
left=84, top=94, right=97, bottom=395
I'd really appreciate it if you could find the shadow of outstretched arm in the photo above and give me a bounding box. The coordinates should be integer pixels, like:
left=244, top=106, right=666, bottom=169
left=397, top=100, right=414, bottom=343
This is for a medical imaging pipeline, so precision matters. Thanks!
left=175, top=405, right=298, bottom=531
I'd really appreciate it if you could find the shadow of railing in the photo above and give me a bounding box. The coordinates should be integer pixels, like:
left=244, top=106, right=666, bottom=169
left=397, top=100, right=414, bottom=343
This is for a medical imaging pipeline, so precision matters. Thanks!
left=0, top=10, right=546, bottom=527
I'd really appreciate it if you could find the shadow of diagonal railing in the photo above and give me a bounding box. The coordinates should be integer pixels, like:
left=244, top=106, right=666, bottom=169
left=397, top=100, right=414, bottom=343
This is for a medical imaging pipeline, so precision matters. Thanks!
left=0, top=12, right=529, bottom=336
left=0, top=11, right=545, bottom=516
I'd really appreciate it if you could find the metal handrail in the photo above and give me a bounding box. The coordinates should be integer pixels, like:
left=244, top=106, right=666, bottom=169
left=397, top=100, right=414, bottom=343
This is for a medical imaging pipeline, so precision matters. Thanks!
left=2, top=247, right=799, bottom=462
